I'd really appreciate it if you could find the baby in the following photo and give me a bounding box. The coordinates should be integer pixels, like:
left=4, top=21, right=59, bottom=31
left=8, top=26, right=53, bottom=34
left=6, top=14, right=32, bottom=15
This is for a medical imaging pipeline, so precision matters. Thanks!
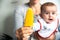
left=33, top=2, right=60, bottom=40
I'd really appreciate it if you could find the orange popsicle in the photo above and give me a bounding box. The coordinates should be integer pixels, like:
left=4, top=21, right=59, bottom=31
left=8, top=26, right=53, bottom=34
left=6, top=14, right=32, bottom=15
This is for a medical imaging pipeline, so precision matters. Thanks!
left=24, top=8, right=34, bottom=27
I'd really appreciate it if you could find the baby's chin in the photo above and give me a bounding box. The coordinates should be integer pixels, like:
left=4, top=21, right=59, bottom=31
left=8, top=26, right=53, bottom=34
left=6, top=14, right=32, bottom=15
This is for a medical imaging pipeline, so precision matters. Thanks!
left=46, top=20, right=54, bottom=24
left=46, top=22, right=51, bottom=24
left=46, top=22, right=52, bottom=24
left=47, top=19, right=54, bottom=23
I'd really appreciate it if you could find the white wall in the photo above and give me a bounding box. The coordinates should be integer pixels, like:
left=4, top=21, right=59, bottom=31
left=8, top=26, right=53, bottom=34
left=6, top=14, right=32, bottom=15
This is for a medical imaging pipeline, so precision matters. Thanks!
left=0, top=0, right=60, bottom=37
left=0, top=0, right=29, bottom=37
left=0, top=0, right=17, bottom=36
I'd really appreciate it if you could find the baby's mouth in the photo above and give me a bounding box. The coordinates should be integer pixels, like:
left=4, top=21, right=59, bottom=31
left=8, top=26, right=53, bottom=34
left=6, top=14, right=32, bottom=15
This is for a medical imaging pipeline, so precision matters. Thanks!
left=48, top=19, right=53, bottom=21
left=46, top=19, right=53, bottom=23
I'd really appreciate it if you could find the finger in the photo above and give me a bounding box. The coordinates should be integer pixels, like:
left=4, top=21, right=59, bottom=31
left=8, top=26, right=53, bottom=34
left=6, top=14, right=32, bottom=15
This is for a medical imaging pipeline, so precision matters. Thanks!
left=18, top=28, right=22, bottom=32
left=22, top=30, right=33, bottom=35
left=22, top=34, right=30, bottom=38
left=16, top=30, right=20, bottom=38
left=16, top=28, right=23, bottom=35
left=22, top=37, right=28, bottom=40
left=21, top=27, right=32, bottom=30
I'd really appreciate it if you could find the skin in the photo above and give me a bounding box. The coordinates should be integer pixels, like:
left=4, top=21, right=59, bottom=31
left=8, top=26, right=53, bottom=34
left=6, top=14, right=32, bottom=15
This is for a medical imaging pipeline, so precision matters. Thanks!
left=16, top=0, right=41, bottom=40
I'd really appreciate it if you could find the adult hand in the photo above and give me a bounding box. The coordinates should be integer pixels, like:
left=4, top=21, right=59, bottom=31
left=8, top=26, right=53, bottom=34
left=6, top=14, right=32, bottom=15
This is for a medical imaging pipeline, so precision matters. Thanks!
left=16, top=27, right=33, bottom=40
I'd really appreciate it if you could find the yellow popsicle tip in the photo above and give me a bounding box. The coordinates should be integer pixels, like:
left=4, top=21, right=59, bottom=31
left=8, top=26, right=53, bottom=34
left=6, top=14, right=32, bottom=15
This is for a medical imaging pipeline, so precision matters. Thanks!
left=24, top=8, right=34, bottom=27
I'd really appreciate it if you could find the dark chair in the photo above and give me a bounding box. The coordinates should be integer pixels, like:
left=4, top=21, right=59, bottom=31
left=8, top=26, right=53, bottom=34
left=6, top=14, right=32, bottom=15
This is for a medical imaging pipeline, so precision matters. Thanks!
left=0, top=33, right=13, bottom=40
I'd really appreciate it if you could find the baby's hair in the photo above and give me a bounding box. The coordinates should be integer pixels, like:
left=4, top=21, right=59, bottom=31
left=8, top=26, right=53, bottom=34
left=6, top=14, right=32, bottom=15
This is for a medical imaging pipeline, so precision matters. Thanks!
left=41, top=2, right=56, bottom=13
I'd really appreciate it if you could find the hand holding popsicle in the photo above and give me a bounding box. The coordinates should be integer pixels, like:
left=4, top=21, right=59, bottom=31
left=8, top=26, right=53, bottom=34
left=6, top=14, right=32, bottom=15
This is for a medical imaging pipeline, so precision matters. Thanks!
left=22, top=8, right=34, bottom=40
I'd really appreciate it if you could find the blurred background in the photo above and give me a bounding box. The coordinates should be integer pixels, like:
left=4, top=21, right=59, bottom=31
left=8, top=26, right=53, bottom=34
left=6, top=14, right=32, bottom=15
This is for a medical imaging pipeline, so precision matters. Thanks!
left=0, top=0, right=60, bottom=40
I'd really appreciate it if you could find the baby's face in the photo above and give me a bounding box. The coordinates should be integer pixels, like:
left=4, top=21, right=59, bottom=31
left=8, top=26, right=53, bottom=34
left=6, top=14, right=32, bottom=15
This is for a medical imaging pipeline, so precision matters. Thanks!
left=42, top=6, right=57, bottom=24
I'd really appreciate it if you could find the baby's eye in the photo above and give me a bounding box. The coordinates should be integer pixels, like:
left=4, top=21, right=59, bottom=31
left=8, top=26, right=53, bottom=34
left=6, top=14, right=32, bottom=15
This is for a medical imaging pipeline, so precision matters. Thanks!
left=52, top=13, right=55, bottom=15
left=45, top=13, right=49, bottom=14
